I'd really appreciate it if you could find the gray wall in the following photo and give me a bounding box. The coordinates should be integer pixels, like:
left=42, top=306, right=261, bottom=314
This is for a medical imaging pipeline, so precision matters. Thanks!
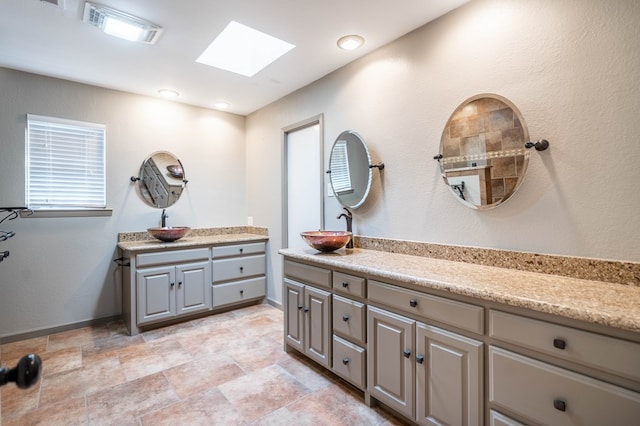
left=246, top=0, right=640, bottom=304
left=0, top=69, right=247, bottom=338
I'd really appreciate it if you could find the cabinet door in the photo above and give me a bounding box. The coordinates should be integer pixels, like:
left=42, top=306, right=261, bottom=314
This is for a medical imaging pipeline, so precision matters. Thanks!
left=284, top=279, right=304, bottom=352
left=416, top=323, right=483, bottom=426
left=176, top=261, right=211, bottom=316
left=137, top=266, right=175, bottom=324
left=368, top=306, right=415, bottom=419
left=304, top=285, right=332, bottom=368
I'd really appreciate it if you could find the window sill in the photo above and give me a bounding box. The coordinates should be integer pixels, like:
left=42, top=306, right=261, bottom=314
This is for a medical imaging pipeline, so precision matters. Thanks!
left=20, top=209, right=113, bottom=218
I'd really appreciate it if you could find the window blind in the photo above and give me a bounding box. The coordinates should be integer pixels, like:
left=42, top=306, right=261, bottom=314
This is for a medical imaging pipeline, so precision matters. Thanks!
left=26, top=114, right=106, bottom=209
left=330, top=139, right=353, bottom=195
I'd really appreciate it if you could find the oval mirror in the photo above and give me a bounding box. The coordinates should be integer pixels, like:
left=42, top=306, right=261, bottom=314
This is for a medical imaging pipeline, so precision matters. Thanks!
left=438, top=94, right=529, bottom=209
left=136, top=151, right=186, bottom=208
left=328, top=130, right=374, bottom=209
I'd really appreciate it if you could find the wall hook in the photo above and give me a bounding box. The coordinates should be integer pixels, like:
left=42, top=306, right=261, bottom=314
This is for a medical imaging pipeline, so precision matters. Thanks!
left=130, top=176, right=140, bottom=183
left=369, top=162, right=385, bottom=171
left=525, top=139, right=550, bottom=151
left=433, top=154, right=443, bottom=161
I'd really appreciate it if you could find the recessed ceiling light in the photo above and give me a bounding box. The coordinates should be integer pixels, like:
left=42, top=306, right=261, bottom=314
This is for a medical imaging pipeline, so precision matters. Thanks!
left=196, top=21, right=295, bottom=77
left=213, top=101, right=230, bottom=110
left=158, top=89, right=179, bottom=98
left=337, top=35, right=365, bottom=50
left=83, top=2, right=163, bottom=44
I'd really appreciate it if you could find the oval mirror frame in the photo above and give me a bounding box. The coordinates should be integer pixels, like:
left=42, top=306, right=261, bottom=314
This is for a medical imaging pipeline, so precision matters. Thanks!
left=438, top=94, right=530, bottom=210
left=328, top=130, right=373, bottom=209
left=136, top=151, right=186, bottom=208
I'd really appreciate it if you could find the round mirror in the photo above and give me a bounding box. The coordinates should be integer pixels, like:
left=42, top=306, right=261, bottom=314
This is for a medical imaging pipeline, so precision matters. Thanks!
left=438, top=94, right=529, bottom=209
left=136, top=151, right=186, bottom=208
left=328, top=130, right=373, bottom=209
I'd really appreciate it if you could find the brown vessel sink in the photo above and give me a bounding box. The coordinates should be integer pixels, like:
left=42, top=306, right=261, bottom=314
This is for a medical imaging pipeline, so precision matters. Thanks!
left=148, top=226, right=191, bottom=242
left=300, top=231, right=352, bottom=252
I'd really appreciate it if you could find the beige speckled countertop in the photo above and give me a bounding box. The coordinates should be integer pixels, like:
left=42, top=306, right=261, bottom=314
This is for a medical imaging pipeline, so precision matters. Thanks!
left=279, top=247, right=640, bottom=334
left=117, top=226, right=268, bottom=253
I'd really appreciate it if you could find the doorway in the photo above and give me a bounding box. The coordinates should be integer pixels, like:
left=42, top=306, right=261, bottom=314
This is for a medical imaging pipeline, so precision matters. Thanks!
left=283, top=115, right=324, bottom=249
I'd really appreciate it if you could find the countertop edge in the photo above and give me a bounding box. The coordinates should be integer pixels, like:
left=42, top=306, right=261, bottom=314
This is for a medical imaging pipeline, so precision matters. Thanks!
left=119, top=233, right=268, bottom=253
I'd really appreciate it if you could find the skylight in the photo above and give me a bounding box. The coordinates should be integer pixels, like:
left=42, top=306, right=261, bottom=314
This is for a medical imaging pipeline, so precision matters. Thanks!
left=196, top=21, right=295, bottom=77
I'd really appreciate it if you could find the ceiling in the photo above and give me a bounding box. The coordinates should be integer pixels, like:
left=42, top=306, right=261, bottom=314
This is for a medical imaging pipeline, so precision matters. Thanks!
left=0, top=0, right=469, bottom=115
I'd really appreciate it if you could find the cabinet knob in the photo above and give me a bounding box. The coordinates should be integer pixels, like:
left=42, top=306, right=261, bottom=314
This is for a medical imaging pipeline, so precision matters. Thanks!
left=403, top=350, right=411, bottom=358
left=342, top=282, right=349, bottom=288
left=239, top=248, right=244, bottom=253
left=303, top=307, right=309, bottom=313
left=409, top=299, right=418, bottom=308
left=297, top=305, right=304, bottom=310
left=239, top=266, right=244, bottom=272
left=416, top=355, right=425, bottom=364
left=553, top=338, right=567, bottom=350
left=170, top=282, right=175, bottom=288
left=240, top=290, right=244, bottom=296
left=178, top=281, right=182, bottom=287
left=342, top=357, right=350, bottom=365
left=342, top=314, right=350, bottom=322
left=553, top=399, right=567, bottom=412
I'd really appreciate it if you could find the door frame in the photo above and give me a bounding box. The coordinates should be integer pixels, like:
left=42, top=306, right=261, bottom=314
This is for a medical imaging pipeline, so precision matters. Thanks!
left=282, top=114, right=324, bottom=248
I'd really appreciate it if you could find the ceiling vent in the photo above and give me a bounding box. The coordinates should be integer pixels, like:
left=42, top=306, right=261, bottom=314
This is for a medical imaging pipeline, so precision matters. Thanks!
left=82, top=2, right=163, bottom=44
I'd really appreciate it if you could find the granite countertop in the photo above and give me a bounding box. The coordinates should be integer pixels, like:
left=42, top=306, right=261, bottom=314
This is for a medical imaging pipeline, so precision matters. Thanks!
left=279, top=247, right=640, bottom=333
left=118, top=227, right=268, bottom=252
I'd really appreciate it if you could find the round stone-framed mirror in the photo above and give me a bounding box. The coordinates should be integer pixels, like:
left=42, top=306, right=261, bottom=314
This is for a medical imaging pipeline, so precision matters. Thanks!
left=438, top=94, right=530, bottom=209
left=328, top=130, right=373, bottom=209
left=135, top=151, right=186, bottom=208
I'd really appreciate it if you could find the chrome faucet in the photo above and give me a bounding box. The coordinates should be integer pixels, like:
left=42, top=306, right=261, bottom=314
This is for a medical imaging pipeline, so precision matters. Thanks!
left=161, top=209, right=168, bottom=227
left=337, top=207, right=354, bottom=249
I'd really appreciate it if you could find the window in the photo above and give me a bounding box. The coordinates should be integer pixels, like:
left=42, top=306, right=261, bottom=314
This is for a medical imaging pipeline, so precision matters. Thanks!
left=26, top=114, right=106, bottom=211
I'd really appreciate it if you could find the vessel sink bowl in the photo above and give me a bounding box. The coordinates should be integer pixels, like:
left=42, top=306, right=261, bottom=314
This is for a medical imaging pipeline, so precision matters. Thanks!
left=300, top=231, right=352, bottom=252
left=148, top=226, right=191, bottom=242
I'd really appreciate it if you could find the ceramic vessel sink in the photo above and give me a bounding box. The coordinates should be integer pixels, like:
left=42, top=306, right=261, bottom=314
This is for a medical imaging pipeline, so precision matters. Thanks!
left=300, top=231, right=352, bottom=252
left=148, top=226, right=191, bottom=242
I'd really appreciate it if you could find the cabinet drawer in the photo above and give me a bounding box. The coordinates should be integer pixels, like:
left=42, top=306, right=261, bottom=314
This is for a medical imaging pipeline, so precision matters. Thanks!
left=368, top=280, right=484, bottom=334
left=489, top=346, right=640, bottom=425
left=137, top=248, right=209, bottom=267
left=490, top=310, right=640, bottom=381
left=489, top=410, right=525, bottom=426
left=212, top=254, right=265, bottom=282
left=332, top=335, right=366, bottom=389
left=333, top=271, right=366, bottom=298
left=211, top=242, right=265, bottom=258
left=212, top=277, right=265, bottom=308
left=284, top=260, right=331, bottom=289
left=333, top=295, right=366, bottom=345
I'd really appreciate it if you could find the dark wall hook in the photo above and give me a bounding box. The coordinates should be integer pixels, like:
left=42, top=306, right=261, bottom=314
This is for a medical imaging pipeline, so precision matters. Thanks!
left=525, top=139, right=550, bottom=151
left=369, top=162, right=385, bottom=170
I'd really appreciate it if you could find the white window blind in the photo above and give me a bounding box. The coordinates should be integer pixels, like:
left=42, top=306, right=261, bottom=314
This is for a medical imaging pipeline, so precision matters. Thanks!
left=26, top=114, right=106, bottom=209
left=330, top=139, right=353, bottom=195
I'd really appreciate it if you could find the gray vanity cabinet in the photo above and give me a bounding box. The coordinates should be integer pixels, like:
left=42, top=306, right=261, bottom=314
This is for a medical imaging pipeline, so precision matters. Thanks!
left=211, top=242, right=266, bottom=309
left=137, top=261, right=211, bottom=324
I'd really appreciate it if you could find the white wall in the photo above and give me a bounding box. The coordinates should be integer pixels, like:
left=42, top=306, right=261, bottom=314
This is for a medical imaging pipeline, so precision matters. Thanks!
left=0, top=69, right=247, bottom=338
left=247, top=0, right=640, bottom=304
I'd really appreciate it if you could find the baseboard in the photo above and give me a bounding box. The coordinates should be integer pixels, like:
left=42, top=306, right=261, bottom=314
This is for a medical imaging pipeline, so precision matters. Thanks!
left=266, top=297, right=282, bottom=310
left=0, top=315, right=121, bottom=344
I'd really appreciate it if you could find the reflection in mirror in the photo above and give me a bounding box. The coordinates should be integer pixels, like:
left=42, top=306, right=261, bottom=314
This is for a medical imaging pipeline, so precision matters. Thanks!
left=439, top=94, right=529, bottom=209
left=135, top=151, right=186, bottom=208
left=328, top=131, right=373, bottom=209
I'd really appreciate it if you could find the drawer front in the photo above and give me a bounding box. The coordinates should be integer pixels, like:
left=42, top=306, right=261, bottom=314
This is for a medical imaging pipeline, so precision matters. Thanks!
left=368, top=280, right=484, bottom=334
left=212, top=255, right=265, bottom=282
left=489, top=346, right=640, bottom=425
left=490, top=310, right=640, bottom=381
left=333, top=295, right=366, bottom=345
left=284, top=260, right=331, bottom=289
left=333, top=271, right=366, bottom=298
left=137, top=248, right=209, bottom=267
left=332, top=335, right=366, bottom=389
left=211, top=242, right=265, bottom=258
left=212, top=277, right=266, bottom=308
left=489, top=410, right=525, bottom=426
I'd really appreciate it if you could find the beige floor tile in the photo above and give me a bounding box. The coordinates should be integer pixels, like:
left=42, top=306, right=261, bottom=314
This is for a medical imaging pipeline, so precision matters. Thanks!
left=0, top=379, right=41, bottom=421
left=86, top=372, right=179, bottom=424
left=1, top=396, right=87, bottom=426
left=40, top=346, right=83, bottom=378
left=0, top=336, right=48, bottom=366
left=46, top=324, right=111, bottom=352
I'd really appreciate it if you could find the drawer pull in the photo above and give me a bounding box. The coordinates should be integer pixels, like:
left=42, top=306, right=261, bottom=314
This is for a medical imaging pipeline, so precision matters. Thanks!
left=239, top=290, right=244, bottom=296
left=342, top=282, right=349, bottom=288
left=342, top=314, right=350, bottom=322
left=342, top=357, right=350, bottom=365
left=416, top=355, right=425, bottom=364
left=403, top=350, right=411, bottom=358
left=409, top=299, right=418, bottom=308
left=239, top=248, right=244, bottom=253
left=553, top=399, right=567, bottom=412
left=553, top=338, right=567, bottom=350
left=239, top=266, right=244, bottom=272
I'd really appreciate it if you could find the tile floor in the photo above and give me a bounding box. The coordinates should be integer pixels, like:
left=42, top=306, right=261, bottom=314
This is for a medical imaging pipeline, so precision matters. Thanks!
left=0, top=304, right=409, bottom=425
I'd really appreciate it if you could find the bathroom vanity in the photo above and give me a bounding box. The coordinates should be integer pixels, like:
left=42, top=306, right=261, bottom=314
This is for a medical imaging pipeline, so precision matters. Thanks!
left=280, top=247, right=640, bottom=425
left=118, top=227, right=268, bottom=335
